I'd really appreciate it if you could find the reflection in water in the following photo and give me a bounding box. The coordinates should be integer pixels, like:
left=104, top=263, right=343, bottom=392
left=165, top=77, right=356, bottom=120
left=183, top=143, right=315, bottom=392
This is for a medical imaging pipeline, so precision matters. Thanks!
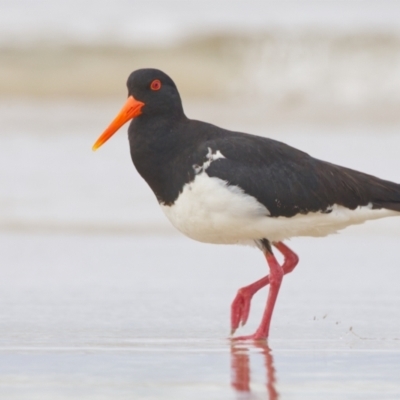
left=231, top=342, right=279, bottom=399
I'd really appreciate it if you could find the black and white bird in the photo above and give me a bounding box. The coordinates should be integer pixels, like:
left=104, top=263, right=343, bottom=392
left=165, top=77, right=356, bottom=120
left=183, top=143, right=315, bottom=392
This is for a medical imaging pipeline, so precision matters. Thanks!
left=93, top=68, right=400, bottom=341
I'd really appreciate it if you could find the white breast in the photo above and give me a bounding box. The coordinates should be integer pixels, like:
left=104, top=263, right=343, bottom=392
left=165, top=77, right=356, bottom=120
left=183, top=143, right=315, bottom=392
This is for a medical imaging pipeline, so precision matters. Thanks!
left=161, top=172, right=399, bottom=245
left=161, top=173, right=270, bottom=245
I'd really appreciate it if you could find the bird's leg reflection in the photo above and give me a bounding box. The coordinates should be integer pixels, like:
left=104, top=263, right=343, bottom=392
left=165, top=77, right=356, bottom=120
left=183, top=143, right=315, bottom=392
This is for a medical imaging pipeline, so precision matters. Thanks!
left=231, top=342, right=279, bottom=399
left=231, top=344, right=251, bottom=392
left=257, top=343, right=279, bottom=400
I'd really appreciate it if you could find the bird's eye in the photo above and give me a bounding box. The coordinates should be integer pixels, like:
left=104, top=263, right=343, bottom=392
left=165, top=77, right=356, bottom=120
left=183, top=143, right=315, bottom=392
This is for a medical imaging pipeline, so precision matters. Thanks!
left=150, top=79, right=162, bottom=91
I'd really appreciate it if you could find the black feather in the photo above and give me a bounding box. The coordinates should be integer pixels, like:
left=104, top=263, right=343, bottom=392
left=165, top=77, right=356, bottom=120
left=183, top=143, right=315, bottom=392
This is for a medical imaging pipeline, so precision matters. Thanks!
left=125, top=69, right=400, bottom=216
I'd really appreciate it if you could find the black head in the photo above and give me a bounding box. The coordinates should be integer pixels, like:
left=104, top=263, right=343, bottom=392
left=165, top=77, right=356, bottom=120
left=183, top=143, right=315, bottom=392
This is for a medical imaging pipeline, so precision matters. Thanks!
left=92, top=68, right=184, bottom=150
left=126, top=68, right=184, bottom=119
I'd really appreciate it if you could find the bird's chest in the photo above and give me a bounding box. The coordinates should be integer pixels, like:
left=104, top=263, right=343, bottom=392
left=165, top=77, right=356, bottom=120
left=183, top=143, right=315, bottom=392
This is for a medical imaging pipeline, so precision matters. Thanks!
left=160, top=172, right=269, bottom=244
left=132, top=149, right=194, bottom=206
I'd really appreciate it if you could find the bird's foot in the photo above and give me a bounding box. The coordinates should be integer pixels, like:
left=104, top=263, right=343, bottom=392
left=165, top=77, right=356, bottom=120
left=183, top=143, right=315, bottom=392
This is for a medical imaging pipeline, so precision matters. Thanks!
left=231, top=332, right=268, bottom=342
left=231, top=288, right=254, bottom=334
left=231, top=275, right=271, bottom=334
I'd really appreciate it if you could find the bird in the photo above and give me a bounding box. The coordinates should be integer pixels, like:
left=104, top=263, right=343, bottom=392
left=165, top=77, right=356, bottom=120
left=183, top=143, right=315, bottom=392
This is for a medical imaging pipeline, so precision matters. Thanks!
left=92, top=68, right=400, bottom=341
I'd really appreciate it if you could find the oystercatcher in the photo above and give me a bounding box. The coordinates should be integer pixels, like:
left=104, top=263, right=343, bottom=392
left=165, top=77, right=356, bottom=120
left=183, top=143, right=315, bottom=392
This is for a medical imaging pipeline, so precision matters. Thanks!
left=93, top=68, right=400, bottom=341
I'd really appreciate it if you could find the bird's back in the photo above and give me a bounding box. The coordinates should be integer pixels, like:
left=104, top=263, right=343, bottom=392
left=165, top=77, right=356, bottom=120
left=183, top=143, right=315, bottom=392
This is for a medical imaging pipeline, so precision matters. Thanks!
left=131, top=116, right=400, bottom=219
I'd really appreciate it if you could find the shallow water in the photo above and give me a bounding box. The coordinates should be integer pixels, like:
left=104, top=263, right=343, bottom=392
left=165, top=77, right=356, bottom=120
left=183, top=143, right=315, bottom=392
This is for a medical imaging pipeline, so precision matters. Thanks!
left=1, top=233, right=400, bottom=399
left=1, top=100, right=400, bottom=398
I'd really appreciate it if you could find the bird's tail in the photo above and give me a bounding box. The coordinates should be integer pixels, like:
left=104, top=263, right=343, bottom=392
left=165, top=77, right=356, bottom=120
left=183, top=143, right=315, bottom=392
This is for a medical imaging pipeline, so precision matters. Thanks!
left=348, top=168, right=400, bottom=212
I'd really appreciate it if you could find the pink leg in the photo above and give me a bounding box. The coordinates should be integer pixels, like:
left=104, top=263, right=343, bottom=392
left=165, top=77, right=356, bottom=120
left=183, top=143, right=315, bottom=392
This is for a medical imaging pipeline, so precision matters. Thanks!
left=233, top=249, right=283, bottom=341
left=231, top=242, right=298, bottom=334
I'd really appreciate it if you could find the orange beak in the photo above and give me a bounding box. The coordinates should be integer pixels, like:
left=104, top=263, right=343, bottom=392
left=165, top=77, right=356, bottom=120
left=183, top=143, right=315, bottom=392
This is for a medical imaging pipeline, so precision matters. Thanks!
left=92, top=96, right=145, bottom=151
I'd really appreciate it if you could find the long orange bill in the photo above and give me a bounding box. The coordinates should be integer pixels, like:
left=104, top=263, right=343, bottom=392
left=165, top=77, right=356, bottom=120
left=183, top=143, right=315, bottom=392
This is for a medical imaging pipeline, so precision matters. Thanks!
left=92, top=96, right=145, bottom=151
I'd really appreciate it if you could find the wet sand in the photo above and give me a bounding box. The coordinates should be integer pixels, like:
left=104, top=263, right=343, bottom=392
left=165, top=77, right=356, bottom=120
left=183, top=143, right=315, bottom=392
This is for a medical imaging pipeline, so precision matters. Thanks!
left=1, top=233, right=400, bottom=399
left=1, top=100, right=400, bottom=398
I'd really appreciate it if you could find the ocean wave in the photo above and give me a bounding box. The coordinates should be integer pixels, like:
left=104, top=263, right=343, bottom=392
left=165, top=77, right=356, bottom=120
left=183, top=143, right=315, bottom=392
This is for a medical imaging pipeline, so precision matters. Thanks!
left=1, top=32, right=400, bottom=115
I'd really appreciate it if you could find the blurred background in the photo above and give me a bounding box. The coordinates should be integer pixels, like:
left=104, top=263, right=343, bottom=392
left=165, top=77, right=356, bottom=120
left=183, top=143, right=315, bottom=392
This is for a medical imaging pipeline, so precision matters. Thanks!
left=1, top=0, right=400, bottom=233
left=2, top=0, right=400, bottom=117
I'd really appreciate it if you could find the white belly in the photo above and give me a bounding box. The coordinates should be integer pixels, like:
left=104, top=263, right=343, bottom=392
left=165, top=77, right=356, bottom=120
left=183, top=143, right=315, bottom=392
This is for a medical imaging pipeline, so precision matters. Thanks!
left=160, top=173, right=399, bottom=245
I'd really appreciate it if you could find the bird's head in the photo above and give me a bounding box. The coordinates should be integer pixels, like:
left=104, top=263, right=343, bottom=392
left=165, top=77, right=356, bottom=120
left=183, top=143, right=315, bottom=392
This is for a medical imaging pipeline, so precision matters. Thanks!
left=92, top=68, right=183, bottom=151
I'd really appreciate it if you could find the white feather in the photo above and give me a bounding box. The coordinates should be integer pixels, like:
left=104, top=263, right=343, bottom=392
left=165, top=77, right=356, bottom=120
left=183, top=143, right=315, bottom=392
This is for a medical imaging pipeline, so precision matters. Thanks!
left=161, top=173, right=399, bottom=245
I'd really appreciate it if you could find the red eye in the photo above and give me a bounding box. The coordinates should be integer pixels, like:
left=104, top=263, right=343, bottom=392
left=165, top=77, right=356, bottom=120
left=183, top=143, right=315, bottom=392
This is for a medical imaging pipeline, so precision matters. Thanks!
left=150, top=79, right=161, bottom=91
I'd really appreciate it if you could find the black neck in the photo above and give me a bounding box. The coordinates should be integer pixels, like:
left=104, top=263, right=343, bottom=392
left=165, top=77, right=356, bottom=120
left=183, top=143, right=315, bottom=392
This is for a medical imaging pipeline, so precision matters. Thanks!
left=128, top=114, right=195, bottom=205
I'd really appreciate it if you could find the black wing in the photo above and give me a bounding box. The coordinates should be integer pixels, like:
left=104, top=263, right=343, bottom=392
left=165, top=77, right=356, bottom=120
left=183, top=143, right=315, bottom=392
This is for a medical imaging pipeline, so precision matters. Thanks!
left=200, top=133, right=400, bottom=217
